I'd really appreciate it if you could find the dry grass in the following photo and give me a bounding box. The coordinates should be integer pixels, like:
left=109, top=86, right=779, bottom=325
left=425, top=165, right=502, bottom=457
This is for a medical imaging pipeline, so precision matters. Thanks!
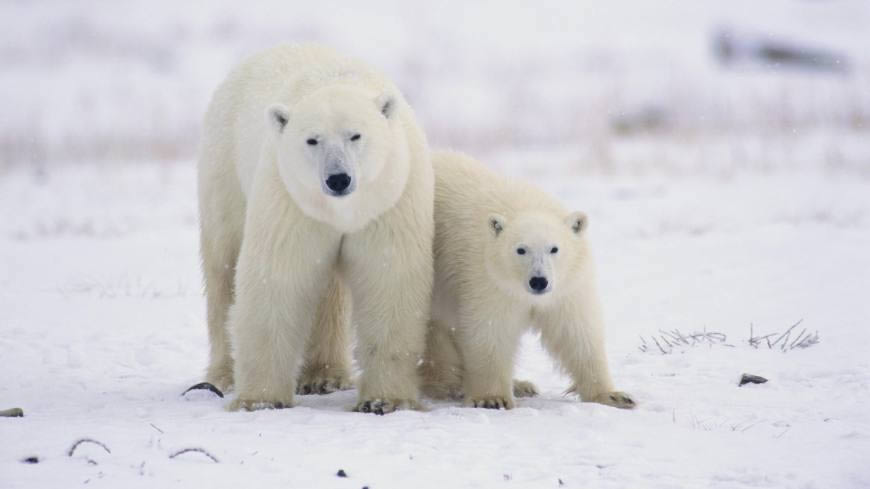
left=639, top=319, right=820, bottom=354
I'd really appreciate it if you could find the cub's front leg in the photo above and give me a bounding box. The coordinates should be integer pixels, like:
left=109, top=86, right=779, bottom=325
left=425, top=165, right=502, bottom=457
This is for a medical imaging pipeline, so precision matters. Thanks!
left=228, top=164, right=342, bottom=411
left=538, top=293, right=635, bottom=410
left=457, top=300, right=526, bottom=410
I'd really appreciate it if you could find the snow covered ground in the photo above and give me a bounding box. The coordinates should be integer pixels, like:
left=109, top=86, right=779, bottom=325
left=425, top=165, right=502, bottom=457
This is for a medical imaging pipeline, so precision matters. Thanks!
left=3, top=0, right=870, bottom=487
left=2, top=162, right=869, bottom=488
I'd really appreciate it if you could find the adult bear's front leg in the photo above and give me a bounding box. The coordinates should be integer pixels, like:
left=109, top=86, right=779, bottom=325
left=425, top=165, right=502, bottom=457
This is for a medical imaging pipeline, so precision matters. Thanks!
left=227, top=164, right=343, bottom=411
left=341, top=198, right=433, bottom=414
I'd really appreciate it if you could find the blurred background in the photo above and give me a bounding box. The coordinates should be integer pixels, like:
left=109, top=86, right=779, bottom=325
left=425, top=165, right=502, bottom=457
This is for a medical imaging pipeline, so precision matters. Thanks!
left=2, top=0, right=868, bottom=177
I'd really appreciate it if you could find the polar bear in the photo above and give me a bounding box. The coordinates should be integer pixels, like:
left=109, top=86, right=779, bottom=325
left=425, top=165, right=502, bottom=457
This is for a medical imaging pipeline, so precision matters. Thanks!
left=420, top=151, right=634, bottom=410
left=197, top=44, right=433, bottom=414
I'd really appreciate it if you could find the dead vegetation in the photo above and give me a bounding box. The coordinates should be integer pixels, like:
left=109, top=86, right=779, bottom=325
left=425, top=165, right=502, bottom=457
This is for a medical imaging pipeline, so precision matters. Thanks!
left=639, top=319, right=820, bottom=354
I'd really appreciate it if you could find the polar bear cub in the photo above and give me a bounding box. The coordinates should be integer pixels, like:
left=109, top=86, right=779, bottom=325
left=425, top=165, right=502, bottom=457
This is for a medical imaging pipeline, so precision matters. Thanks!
left=197, top=44, right=433, bottom=414
left=421, top=151, right=634, bottom=410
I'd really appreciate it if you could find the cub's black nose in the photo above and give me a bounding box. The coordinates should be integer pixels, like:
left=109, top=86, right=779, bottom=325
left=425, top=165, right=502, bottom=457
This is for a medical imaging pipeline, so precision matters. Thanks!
left=325, top=173, right=352, bottom=193
left=529, top=276, right=549, bottom=292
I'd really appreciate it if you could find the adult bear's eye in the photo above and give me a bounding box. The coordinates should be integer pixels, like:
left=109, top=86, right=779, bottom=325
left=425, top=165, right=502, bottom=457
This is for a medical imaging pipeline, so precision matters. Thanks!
left=306, top=138, right=318, bottom=146
left=516, top=247, right=526, bottom=255
left=350, top=133, right=361, bottom=141
left=550, top=246, right=559, bottom=254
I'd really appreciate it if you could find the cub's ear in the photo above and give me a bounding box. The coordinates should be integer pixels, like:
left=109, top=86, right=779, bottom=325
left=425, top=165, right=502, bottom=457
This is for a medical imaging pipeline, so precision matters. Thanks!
left=566, top=211, right=588, bottom=235
left=376, top=93, right=396, bottom=119
left=266, top=104, right=290, bottom=134
left=488, top=213, right=506, bottom=237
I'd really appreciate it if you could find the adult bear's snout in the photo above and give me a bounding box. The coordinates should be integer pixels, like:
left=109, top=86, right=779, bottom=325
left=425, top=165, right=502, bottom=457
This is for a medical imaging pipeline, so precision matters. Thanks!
left=325, top=172, right=352, bottom=195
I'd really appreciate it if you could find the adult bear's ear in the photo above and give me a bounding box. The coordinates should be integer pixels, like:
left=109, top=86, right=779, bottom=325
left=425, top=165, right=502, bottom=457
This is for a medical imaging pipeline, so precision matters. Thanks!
left=566, top=211, right=588, bottom=235
left=266, top=104, right=290, bottom=134
left=488, top=213, right=506, bottom=237
left=376, top=93, right=396, bottom=119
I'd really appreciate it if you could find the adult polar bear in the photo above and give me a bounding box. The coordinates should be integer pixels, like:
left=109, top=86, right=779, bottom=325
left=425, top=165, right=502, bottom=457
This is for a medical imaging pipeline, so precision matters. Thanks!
left=198, top=44, right=433, bottom=413
left=421, top=151, right=634, bottom=410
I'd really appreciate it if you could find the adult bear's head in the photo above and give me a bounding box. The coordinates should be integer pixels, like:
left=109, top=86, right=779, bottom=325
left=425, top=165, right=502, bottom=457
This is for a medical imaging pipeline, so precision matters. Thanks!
left=266, top=84, right=411, bottom=232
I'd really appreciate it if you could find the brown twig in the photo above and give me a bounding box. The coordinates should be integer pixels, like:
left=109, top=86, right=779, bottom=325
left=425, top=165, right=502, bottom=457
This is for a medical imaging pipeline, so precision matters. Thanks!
left=169, top=447, right=219, bottom=463
left=68, top=438, right=111, bottom=457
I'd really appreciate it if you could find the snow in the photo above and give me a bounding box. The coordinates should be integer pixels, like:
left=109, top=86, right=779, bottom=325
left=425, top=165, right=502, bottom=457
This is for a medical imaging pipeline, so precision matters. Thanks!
left=2, top=0, right=870, bottom=487
left=2, top=164, right=869, bottom=488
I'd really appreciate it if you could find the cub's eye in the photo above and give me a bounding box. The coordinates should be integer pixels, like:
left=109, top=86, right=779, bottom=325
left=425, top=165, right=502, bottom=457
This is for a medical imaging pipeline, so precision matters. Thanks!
left=306, top=138, right=318, bottom=146
left=516, top=247, right=526, bottom=255
left=350, top=133, right=361, bottom=141
left=550, top=246, right=559, bottom=254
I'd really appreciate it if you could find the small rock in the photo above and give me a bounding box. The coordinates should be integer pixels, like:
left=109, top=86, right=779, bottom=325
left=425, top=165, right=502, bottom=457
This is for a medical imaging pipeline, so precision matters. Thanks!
left=336, top=469, right=347, bottom=478
left=21, top=456, right=39, bottom=464
left=0, top=407, right=24, bottom=417
left=739, top=373, right=768, bottom=386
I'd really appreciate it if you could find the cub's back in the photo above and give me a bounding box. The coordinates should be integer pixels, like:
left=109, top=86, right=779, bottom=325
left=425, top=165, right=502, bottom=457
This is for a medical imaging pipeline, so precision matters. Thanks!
left=432, top=150, right=567, bottom=238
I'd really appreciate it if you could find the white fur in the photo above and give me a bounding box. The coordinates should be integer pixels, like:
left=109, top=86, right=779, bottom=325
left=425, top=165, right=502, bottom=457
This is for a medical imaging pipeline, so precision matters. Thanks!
left=421, top=151, right=634, bottom=410
left=197, top=44, right=433, bottom=412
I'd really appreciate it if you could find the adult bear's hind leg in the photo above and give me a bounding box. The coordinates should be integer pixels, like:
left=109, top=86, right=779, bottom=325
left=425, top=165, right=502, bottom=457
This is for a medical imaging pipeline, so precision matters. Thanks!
left=296, top=276, right=354, bottom=395
left=198, top=136, right=246, bottom=393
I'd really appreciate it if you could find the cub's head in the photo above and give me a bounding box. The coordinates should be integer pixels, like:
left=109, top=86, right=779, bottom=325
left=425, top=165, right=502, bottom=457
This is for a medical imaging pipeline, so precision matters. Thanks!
left=266, top=85, right=410, bottom=229
left=483, top=211, right=589, bottom=300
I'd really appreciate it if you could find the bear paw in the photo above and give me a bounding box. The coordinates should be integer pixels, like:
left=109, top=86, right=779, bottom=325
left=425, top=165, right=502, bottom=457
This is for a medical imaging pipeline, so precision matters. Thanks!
left=354, top=398, right=420, bottom=415
left=512, top=379, right=539, bottom=398
left=228, top=398, right=294, bottom=412
left=468, top=396, right=515, bottom=410
left=590, top=391, right=636, bottom=410
left=296, top=367, right=353, bottom=395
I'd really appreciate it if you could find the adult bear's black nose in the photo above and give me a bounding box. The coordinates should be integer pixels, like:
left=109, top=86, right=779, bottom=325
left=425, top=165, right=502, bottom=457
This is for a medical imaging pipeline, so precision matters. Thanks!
left=325, top=173, right=352, bottom=194
left=529, top=276, right=549, bottom=293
